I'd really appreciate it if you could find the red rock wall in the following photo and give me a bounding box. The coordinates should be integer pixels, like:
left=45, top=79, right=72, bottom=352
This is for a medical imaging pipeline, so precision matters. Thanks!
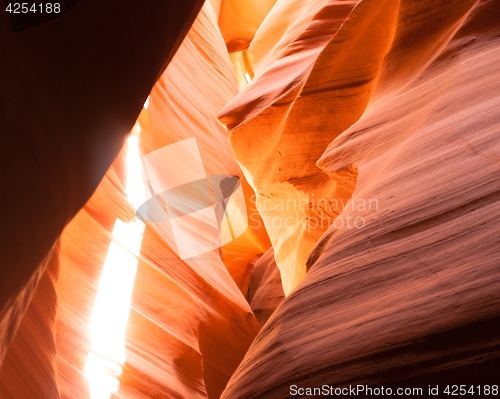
left=2, top=1, right=270, bottom=398
left=219, top=0, right=500, bottom=397
left=2, top=0, right=500, bottom=397
left=245, top=248, right=285, bottom=329
left=0, top=0, right=205, bottom=365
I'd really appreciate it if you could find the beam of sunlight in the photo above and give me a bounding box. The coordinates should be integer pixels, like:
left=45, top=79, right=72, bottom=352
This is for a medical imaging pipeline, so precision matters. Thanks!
left=85, top=132, right=145, bottom=399
left=244, top=72, right=252, bottom=84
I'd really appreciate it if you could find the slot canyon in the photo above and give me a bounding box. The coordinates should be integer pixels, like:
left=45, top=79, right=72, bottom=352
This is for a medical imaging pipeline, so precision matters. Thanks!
left=1, top=0, right=500, bottom=398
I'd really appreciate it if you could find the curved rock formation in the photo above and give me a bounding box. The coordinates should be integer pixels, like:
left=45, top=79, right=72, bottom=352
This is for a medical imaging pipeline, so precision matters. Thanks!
left=0, top=245, right=60, bottom=399
left=2, top=0, right=500, bottom=397
left=217, top=0, right=278, bottom=52
left=0, top=0, right=205, bottom=364
left=1, top=1, right=268, bottom=397
left=245, top=248, right=285, bottom=329
left=220, top=0, right=500, bottom=397
left=137, top=2, right=270, bottom=295
left=218, top=0, right=387, bottom=295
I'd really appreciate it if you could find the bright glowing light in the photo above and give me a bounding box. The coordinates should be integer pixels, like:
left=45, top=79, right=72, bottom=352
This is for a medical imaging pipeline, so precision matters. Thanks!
left=86, top=132, right=145, bottom=399
left=244, top=72, right=252, bottom=84
left=144, top=96, right=150, bottom=110
left=132, top=122, right=141, bottom=136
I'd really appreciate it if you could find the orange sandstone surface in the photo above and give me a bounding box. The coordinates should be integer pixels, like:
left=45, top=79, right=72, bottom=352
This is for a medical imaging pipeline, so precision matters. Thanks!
left=1, top=0, right=500, bottom=398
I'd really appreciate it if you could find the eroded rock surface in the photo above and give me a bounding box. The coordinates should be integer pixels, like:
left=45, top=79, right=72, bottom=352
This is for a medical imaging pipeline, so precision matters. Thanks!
left=2, top=0, right=500, bottom=398
left=246, top=248, right=285, bottom=329
left=220, top=1, right=500, bottom=397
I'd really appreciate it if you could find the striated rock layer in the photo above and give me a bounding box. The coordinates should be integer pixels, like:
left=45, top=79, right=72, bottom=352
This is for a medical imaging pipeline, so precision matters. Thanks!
left=138, top=2, right=270, bottom=295
left=2, top=0, right=500, bottom=397
left=117, top=3, right=269, bottom=398
left=220, top=0, right=500, bottom=397
left=218, top=0, right=379, bottom=295
left=0, top=0, right=205, bottom=366
left=1, top=1, right=267, bottom=398
left=245, top=248, right=285, bottom=329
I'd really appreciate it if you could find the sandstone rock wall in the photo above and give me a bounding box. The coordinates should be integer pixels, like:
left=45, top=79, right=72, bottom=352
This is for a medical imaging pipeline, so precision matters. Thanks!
left=220, top=0, right=500, bottom=397
left=2, top=0, right=500, bottom=398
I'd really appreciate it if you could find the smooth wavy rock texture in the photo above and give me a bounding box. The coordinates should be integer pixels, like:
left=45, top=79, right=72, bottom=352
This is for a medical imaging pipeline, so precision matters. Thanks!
left=217, top=0, right=278, bottom=52
left=245, top=248, right=285, bottom=329
left=219, top=0, right=500, bottom=397
left=1, top=1, right=270, bottom=398
left=0, top=0, right=205, bottom=365
left=137, top=2, right=270, bottom=295
left=218, top=0, right=381, bottom=295
left=2, top=0, right=500, bottom=398
left=1, top=0, right=263, bottom=398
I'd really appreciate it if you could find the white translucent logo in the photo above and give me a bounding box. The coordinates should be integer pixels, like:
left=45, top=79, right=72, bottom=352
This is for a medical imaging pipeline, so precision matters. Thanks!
left=136, top=138, right=247, bottom=259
